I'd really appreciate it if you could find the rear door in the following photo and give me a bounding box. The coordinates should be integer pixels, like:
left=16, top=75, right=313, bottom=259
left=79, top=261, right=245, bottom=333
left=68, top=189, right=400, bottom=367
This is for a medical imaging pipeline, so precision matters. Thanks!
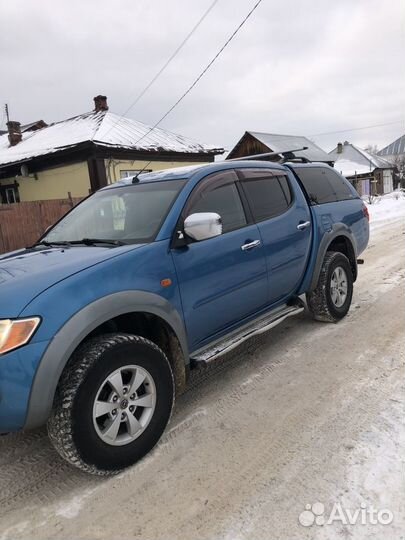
left=238, top=168, right=312, bottom=304
left=171, top=169, right=268, bottom=351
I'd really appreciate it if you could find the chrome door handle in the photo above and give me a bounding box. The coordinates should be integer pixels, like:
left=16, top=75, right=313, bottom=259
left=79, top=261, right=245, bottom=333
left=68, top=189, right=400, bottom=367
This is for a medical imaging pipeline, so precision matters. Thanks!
left=241, top=240, right=261, bottom=251
left=297, top=221, right=311, bottom=230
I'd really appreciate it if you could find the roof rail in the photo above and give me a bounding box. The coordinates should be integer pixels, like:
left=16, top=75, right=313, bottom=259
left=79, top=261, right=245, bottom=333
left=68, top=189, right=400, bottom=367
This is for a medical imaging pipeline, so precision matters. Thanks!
left=226, top=146, right=309, bottom=162
left=281, top=155, right=311, bottom=164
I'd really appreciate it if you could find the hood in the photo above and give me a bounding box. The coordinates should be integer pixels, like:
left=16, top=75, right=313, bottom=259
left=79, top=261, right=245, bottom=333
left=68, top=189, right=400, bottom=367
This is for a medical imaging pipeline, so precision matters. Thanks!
left=0, top=244, right=144, bottom=317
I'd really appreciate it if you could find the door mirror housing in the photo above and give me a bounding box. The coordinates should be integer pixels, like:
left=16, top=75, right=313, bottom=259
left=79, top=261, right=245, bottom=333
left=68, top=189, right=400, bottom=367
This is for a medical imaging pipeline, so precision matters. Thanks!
left=184, top=212, right=222, bottom=241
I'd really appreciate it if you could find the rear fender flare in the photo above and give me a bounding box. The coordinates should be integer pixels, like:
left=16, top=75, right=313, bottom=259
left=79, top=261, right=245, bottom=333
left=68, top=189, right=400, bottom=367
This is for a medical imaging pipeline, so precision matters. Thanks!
left=309, top=224, right=358, bottom=291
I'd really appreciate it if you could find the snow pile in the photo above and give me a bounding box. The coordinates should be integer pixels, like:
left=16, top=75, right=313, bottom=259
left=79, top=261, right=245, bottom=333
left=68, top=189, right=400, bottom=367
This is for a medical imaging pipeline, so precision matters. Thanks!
left=364, top=191, right=405, bottom=230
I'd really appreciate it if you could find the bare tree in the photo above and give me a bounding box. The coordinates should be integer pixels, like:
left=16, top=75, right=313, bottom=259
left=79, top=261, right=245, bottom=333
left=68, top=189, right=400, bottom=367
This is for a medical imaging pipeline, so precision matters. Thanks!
left=364, top=144, right=379, bottom=154
left=367, top=192, right=379, bottom=204
left=392, top=154, right=405, bottom=189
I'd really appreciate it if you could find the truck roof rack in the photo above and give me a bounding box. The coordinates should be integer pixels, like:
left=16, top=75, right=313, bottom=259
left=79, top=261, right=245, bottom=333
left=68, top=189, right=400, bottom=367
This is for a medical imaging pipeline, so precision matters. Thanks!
left=226, top=146, right=309, bottom=163
left=281, top=155, right=311, bottom=164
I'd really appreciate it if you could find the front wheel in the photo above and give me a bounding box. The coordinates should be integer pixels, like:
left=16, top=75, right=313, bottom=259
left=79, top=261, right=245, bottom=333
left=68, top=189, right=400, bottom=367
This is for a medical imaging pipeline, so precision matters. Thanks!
left=306, top=251, right=353, bottom=323
left=48, top=333, right=174, bottom=475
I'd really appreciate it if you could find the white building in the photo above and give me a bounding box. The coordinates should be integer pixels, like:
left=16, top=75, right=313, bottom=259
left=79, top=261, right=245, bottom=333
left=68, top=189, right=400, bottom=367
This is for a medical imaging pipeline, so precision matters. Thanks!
left=329, top=141, right=395, bottom=196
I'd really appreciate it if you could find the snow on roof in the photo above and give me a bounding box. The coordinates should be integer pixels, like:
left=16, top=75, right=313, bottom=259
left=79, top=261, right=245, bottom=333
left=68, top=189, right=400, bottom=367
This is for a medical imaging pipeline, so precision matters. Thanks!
left=20, top=120, right=47, bottom=132
left=0, top=110, right=223, bottom=167
left=333, top=159, right=373, bottom=178
left=354, top=145, right=393, bottom=169
left=247, top=132, right=332, bottom=162
left=329, top=142, right=393, bottom=174
left=377, top=134, right=405, bottom=157
left=103, top=163, right=210, bottom=189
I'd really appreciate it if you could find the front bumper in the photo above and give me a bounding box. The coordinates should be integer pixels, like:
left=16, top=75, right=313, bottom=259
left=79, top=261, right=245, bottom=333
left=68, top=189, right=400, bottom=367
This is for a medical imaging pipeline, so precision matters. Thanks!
left=0, top=340, right=50, bottom=433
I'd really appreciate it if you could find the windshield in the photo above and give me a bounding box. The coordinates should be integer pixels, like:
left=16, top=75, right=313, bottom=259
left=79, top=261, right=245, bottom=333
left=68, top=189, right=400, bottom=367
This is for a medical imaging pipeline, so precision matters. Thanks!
left=43, top=179, right=186, bottom=245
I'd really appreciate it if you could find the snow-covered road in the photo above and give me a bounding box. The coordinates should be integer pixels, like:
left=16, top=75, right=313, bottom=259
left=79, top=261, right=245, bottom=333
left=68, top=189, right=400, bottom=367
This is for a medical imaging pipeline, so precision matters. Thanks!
left=0, top=208, right=404, bottom=540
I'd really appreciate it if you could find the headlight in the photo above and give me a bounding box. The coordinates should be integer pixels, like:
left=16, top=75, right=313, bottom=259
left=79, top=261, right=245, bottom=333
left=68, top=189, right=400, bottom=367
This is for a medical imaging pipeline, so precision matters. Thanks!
left=0, top=318, right=41, bottom=355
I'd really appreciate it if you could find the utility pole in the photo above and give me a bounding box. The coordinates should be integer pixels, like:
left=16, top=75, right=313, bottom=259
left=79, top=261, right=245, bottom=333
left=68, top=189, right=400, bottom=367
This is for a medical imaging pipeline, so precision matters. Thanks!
left=5, top=103, right=10, bottom=123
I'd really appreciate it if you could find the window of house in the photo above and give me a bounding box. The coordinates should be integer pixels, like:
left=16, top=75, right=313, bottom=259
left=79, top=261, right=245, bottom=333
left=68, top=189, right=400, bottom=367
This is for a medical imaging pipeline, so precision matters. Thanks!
left=293, top=166, right=355, bottom=205
left=1, top=186, right=20, bottom=204
left=6, top=188, right=16, bottom=204
left=186, top=171, right=247, bottom=233
left=239, top=169, right=292, bottom=222
left=120, top=170, right=152, bottom=179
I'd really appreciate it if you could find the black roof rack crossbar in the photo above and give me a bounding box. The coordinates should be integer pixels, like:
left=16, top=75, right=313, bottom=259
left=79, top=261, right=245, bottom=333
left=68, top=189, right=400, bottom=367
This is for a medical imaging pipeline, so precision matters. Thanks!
left=226, top=146, right=309, bottom=162
left=280, top=155, right=311, bottom=164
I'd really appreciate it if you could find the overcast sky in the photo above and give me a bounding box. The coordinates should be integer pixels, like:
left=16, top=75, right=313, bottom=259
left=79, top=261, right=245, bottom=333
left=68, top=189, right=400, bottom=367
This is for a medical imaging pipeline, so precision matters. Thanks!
left=0, top=0, right=404, bottom=153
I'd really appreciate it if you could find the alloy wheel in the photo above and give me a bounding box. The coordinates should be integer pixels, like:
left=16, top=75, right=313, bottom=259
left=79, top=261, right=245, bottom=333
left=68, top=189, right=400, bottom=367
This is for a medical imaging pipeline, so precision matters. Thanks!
left=330, top=266, right=348, bottom=308
left=92, top=364, right=156, bottom=446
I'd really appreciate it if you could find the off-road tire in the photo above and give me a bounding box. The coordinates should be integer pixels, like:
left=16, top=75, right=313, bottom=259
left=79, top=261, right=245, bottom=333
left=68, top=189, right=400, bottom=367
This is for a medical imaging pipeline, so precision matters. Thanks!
left=47, top=333, right=174, bottom=475
left=306, top=251, right=353, bottom=323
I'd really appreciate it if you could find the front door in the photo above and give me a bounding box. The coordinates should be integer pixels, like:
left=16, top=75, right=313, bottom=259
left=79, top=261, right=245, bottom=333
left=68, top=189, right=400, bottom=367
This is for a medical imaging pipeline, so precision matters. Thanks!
left=171, top=170, right=268, bottom=352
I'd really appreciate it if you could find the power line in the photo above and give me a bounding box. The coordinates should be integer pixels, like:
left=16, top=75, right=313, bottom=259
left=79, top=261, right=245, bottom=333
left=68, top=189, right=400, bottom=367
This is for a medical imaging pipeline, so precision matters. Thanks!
left=120, top=0, right=220, bottom=118
left=106, top=0, right=220, bottom=139
left=309, top=120, right=404, bottom=138
left=133, top=0, right=264, bottom=159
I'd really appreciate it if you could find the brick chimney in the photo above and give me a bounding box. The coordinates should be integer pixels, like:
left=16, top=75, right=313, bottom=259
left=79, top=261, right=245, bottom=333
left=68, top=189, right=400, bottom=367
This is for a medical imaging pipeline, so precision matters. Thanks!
left=337, top=142, right=343, bottom=154
left=93, top=95, right=108, bottom=112
left=7, top=121, right=22, bottom=146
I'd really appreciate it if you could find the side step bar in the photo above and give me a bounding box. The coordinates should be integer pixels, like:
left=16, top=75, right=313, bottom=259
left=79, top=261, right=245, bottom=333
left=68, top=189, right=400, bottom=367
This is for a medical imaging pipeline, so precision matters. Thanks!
left=190, top=299, right=305, bottom=367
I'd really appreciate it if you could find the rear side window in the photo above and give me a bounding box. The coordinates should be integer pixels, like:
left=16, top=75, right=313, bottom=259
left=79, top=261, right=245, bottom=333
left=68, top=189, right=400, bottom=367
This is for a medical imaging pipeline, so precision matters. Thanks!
left=324, top=168, right=356, bottom=201
left=239, top=169, right=292, bottom=222
left=294, top=166, right=355, bottom=205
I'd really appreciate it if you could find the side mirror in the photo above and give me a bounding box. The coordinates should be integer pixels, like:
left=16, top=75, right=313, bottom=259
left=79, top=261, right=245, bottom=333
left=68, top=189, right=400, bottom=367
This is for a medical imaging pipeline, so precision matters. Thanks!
left=184, top=212, right=222, bottom=241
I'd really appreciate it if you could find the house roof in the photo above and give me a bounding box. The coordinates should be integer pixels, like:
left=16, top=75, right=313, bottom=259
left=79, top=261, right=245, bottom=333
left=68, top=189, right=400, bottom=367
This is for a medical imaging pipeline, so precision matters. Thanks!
left=332, top=159, right=374, bottom=178
left=0, top=110, right=223, bottom=168
left=329, top=142, right=393, bottom=177
left=377, top=134, right=405, bottom=157
left=0, top=119, right=47, bottom=137
left=20, top=120, right=48, bottom=132
left=228, top=131, right=333, bottom=163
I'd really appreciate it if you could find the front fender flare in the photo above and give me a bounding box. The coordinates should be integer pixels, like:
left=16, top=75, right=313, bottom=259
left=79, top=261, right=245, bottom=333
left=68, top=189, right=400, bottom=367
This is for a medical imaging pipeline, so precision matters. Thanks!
left=24, top=290, right=188, bottom=430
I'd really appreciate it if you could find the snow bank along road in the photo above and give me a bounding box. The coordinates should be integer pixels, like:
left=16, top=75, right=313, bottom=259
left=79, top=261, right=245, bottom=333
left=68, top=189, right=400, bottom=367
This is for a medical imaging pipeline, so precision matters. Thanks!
left=0, top=211, right=404, bottom=540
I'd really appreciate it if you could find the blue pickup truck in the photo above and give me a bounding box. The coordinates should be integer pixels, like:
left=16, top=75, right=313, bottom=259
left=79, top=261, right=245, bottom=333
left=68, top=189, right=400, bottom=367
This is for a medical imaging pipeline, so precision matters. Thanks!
left=0, top=159, right=369, bottom=474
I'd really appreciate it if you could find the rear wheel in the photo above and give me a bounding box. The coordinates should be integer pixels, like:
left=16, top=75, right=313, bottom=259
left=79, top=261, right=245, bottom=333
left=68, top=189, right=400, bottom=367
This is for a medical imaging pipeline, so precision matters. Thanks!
left=306, top=251, right=353, bottom=322
left=48, top=333, right=174, bottom=475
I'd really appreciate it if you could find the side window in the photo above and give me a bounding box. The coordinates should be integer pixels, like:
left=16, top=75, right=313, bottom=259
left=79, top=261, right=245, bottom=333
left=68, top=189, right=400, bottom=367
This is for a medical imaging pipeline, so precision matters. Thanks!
left=293, top=166, right=354, bottom=205
left=323, top=168, right=356, bottom=201
left=278, top=175, right=293, bottom=206
left=186, top=171, right=247, bottom=233
left=240, top=169, right=292, bottom=222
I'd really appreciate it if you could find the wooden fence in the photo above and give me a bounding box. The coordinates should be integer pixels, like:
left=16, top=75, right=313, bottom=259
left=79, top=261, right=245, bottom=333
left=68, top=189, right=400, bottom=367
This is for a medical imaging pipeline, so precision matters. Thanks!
left=0, top=197, right=82, bottom=254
